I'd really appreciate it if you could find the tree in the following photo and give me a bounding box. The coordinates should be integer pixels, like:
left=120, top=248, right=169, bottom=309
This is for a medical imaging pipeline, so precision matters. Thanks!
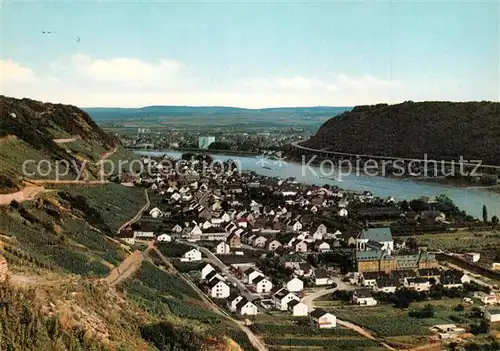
left=483, top=205, right=488, bottom=222
left=491, top=215, right=499, bottom=226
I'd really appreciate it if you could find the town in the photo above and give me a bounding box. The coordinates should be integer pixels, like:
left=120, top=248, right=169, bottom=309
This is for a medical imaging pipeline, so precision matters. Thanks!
left=117, top=153, right=500, bottom=350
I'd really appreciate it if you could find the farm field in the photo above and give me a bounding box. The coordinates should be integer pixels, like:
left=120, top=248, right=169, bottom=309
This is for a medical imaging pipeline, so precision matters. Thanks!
left=250, top=314, right=385, bottom=350
left=403, top=231, right=500, bottom=254
left=315, top=298, right=485, bottom=348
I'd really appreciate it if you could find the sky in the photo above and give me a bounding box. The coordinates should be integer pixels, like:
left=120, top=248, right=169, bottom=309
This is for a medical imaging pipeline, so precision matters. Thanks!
left=1, top=0, right=499, bottom=108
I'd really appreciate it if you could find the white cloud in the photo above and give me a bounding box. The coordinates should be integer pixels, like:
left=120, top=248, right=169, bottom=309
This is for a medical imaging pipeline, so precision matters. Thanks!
left=1, top=59, right=37, bottom=84
left=337, top=74, right=400, bottom=89
left=6, top=55, right=493, bottom=108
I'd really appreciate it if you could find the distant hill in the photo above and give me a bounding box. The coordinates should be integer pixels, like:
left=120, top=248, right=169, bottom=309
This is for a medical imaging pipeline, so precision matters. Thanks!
left=304, top=101, right=500, bottom=165
left=84, top=105, right=352, bottom=121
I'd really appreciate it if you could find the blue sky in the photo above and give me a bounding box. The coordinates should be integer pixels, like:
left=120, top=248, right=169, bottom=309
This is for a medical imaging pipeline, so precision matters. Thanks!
left=2, top=1, right=498, bottom=107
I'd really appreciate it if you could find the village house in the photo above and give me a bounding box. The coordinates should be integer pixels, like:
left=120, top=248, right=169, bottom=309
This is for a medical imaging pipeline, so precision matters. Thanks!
left=338, top=208, right=348, bottom=217
left=440, top=271, right=470, bottom=289
left=244, top=268, right=264, bottom=284
left=314, top=269, right=332, bottom=286
left=201, top=263, right=215, bottom=280
left=227, top=232, right=241, bottom=248
left=281, top=254, right=303, bottom=270
left=267, top=239, right=282, bottom=251
left=156, top=233, right=172, bottom=242
left=405, top=277, right=431, bottom=291
left=288, top=300, right=308, bottom=316
left=215, top=241, right=231, bottom=255
left=286, top=277, right=304, bottom=292
left=237, top=298, right=258, bottom=316
left=181, top=248, right=202, bottom=262
left=316, top=241, right=331, bottom=253
left=310, top=309, right=337, bottom=328
left=485, top=308, right=500, bottom=323
left=474, top=292, right=498, bottom=305
left=374, top=278, right=400, bottom=293
left=295, top=263, right=313, bottom=278
left=352, top=289, right=377, bottom=306
left=273, top=288, right=300, bottom=310
left=227, top=293, right=244, bottom=311
left=208, top=279, right=231, bottom=298
left=205, top=270, right=225, bottom=283
left=171, top=224, right=183, bottom=234
left=149, top=207, right=163, bottom=218
left=254, top=236, right=267, bottom=248
left=356, top=228, right=394, bottom=254
left=295, top=241, right=308, bottom=253
left=117, top=229, right=135, bottom=245
left=254, top=276, right=273, bottom=293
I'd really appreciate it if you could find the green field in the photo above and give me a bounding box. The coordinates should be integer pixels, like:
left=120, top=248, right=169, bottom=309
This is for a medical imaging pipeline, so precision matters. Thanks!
left=251, top=314, right=385, bottom=351
left=316, top=298, right=482, bottom=340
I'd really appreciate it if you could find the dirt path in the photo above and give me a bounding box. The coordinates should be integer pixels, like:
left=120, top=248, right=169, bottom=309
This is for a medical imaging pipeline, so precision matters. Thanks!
left=105, top=249, right=147, bottom=286
left=117, top=189, right=150, bottom=233
left=152, top=247, right=268, bottom=351
left=53, top=135, right=81, bottom=144
left=0, top=185, right=45, bottom=206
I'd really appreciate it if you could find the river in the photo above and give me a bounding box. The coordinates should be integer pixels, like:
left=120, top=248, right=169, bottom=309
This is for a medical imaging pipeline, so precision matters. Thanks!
left=136, top=150, right=500, bottom=219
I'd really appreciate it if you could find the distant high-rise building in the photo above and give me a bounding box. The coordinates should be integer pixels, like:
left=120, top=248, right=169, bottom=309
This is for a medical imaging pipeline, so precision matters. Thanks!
left=198, top=136, right=216, bottom=149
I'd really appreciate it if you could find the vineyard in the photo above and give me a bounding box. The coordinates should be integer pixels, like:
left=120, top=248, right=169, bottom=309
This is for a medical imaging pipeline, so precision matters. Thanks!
left=265, top=337, right=383, bottom=350
left=0, top=199, right=123, bottom=277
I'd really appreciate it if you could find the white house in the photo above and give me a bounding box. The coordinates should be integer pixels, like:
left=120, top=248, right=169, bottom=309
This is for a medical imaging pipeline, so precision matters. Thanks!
left=405, top=277, right=431, bottom=292
left=156, top=234, right=172, bottom=242
left=181, top=248, right=202, bottom=262
left=237, top=299, right=258, bottom=316
left=244, top=268, right=264, bottom=284
left=291, top=221, right=303, bottom=231
left=190, top=225, right=203, bottom=236
left=254, top=276, right=273, bottom=293
left=267, top=240, right=282, bottom=251
left=208, top=279, right=231, bottom=298
left=314, top=269, right=332, bottom=286
left=485, top=308, right=500, bottom=323
left=254, top=236, right=267, bottom=248
left=227, top=293, right=244, bottom=311
left=316, top=242, right=331, bottom=253
left=273, top=288, right=300, bottom=310
left=352, top=289, right=377, bottom=306
left=288, top=300, right=308, bottom=316
left=215, top=241, right=231, bottom=255
left=465, top=252, right=481, bottom=263
left=201, top=220, right=213, bottom=230
left=338, top=208, right=348, bottom=217
left=201, top=263, right=215, bottom=280
left=310, top=309, right=337, bottom=328
left=149, top=207, right=163, bottom=218
left=171, top=224, right=183, bottom=233
left=171, top=192, right=181, bottom=201
left=286, top=277, right=304, bottom=292
left=374, top=279, right=399, bottom=293
left=295, top=241, right=308, bottom=253
left=356, top=228, right=394, bottom=254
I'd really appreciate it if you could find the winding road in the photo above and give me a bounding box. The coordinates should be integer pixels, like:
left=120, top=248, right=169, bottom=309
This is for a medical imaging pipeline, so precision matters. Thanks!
left=117, top=189, right=150, bottom=233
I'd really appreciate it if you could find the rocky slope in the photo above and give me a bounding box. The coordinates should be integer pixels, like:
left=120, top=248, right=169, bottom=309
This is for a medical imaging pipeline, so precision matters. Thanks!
left=304, top=101, right=500, bottom=165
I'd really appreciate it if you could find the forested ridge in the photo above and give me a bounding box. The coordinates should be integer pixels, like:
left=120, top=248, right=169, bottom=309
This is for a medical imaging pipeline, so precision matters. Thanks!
left=305, top=101, right=500, bottom=165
